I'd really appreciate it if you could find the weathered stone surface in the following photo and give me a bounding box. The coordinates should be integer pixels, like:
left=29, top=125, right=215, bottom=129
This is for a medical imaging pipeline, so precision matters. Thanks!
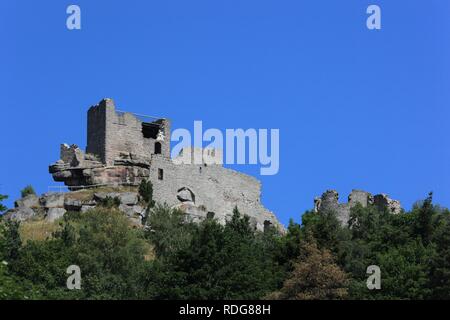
left=374, top=194, right=402, bottom=214
left=133, top=205, right=145, bottom=216
left=313, top=197, right=322, bottom=213
left=46, top=208, right=66, bottom=222
left=4, top=207, right=37, bottom=221
left=15, top=194, right=40, bottom=208
left=118, top=204, right=134, bottom=217
left=114, top=153, right=151, bottom=168
left=348, top=190, right=373, bottom=207
left=40, top=193, right=65, bottom=208
left=314, top=189, right=402, bottom=226
left=118, top=204, right=145, bottom=217
left=81, top=205, right=96, bottom=213
left=64, top=198, right=83, bottom=211
left=173, top=202, right=207, bottom=223
left=177, top=187, right=195, bottom=203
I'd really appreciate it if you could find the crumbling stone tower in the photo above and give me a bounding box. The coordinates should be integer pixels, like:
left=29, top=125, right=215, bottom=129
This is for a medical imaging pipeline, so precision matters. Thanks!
left=50, top=99, right=171, bottom=187
left=314, top=189, right=402, bottom=226
left=87, top=98, right=171, bottom=165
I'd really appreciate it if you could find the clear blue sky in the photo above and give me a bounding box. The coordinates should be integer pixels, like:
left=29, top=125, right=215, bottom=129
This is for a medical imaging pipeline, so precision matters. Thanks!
left=1, top=1, right=449, bottom=226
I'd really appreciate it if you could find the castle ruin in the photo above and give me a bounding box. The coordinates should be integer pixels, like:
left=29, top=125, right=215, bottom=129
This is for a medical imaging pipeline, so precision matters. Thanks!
left=49, top=98, right=283, bottom=232
left=314, top=189, right=402, bottom=225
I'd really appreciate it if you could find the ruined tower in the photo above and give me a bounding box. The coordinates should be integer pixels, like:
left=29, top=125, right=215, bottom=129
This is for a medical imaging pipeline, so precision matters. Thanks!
left=314, top=189, right=402, bottom=225
left=87, top=98, right=171, bottom=165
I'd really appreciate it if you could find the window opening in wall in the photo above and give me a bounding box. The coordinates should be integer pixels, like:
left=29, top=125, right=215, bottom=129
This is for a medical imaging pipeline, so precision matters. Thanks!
left=158, top=168, right=163, bottom=180
left=142, top=122, right=160, bottom=139
left=264, top=220, right=272, bottom=233
left=155, top=142, right=162, bottom=154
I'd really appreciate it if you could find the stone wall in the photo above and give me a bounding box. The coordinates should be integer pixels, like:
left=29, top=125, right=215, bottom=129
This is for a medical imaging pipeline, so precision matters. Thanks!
left=4, top=191, right=143, bottom=225
left=86, top=100, right=108, bottom=163
left=314, top=189, right=402, bottom=225
left=172, top=147, right=223, bottom=165
left=148, top=154, right=282, bottom=232
left=87, top=98, right=170, bottom=166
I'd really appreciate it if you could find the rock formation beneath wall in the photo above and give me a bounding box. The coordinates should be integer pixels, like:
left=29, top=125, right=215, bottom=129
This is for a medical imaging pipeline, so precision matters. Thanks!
left=3, top=190, right=144, bottom=225
left=49, top=144, right=151, bottom=189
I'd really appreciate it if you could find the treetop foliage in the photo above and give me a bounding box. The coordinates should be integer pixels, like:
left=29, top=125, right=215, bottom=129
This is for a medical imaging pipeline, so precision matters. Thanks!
left=0, top=191, right=449, bottom=300
left=20, top=185, right=36, bottom=198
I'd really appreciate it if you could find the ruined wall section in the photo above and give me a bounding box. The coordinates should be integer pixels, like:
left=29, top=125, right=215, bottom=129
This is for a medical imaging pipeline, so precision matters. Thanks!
left=172, top=147, right=223, bottom=165
left=148, top=155, right=281, bottom=232
left=105, top=108, right=151, bottom=166
left=86, top=100, right=108, bottom=163
left=154, top=118, right=171, bottom=159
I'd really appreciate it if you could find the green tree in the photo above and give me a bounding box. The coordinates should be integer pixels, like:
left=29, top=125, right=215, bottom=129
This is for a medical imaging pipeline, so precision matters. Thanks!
left=302, top=209, right=350, bottom=262
left=275, top=219, right=303, bottom=267
left=3, top=220, right=22, bottom=262
left=146, top=208, right=283, bottom=299
left=361, top=241, right=434, bottom=300
left=144, top=203, right=193, bottom=258
left=20, top=185, right=36, bottom=198
left=97, top=196, right=121, bottom=208
left=10, top=208, right=150, bottom=299
left=0, top=194, right=7, bottom=212
left=0, top=262, right=40, bottom=300
left=139, top=179, right=155, bottom=207
left=414, top=192, right=434, bottom=245
left=429, top=213, right=450, bottom=299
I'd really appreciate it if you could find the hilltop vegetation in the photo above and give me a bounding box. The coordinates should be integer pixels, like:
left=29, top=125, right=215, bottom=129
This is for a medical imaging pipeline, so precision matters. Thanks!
left=0, top=189, right=450, bottom=300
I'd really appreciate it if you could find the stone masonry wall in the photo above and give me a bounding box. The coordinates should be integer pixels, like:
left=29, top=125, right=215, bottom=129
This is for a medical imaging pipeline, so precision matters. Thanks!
left=314, top=189, right=401, bottom=226
left=105, top=107, right=151, bottom=165
left=148, top=154, right=281, bottom=232
left=86, top=100, right=108, bottom=163
left=87, top=98, right=171, bottom=166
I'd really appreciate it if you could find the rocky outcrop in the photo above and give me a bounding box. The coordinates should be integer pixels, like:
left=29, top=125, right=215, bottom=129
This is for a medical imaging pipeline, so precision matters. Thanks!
left=4, top=186, right=284, bottom=234
left=314, top=189, right=402, bottom=225
left=49, top=151, right=150, bottom=190
left=14, top=194, right=39, bottom=208
left=94, top=192, right=138, bottom=205
left=6, top=194, right=41, bottom=221
left=4, top=190, right=145, bottom=224
left=40, top=192, right=65, bottom=208
left=46, top=208, right=67, bottom=222
left=5, top=207, right=37, bottom=221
